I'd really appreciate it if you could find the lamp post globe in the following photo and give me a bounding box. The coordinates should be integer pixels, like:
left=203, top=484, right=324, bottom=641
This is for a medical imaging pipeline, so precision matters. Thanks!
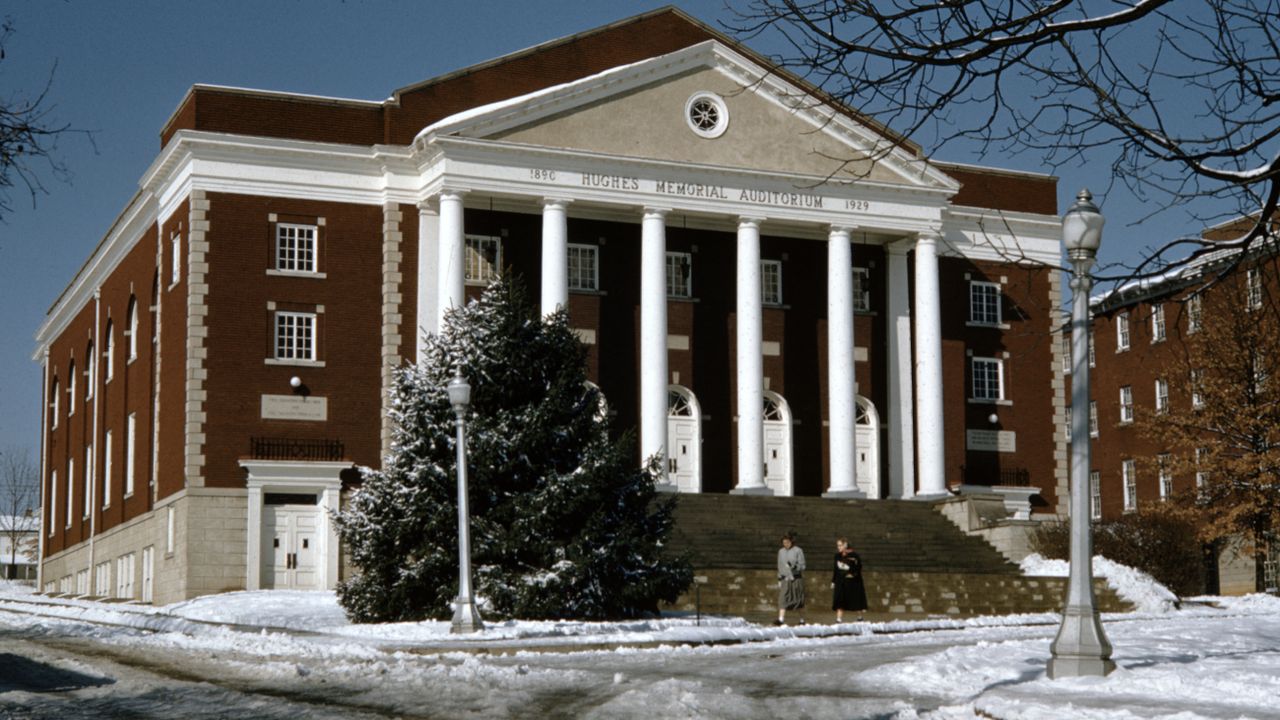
left=448, top=368, right=483, bottom=634
left=1048, top=188, right=1115, bottom=678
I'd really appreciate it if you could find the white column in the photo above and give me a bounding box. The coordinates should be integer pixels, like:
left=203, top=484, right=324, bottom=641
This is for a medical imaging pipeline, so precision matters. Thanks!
left=913, top=230, right=947, bottom=497
left=732, top=217, right=771, bottom=495
left=540, top=198, right=571, bottom=318
left=640, top=207, right=672, bottom=487
left=245, top=484, right=263, bottom=590
left=417, top=200, right=440, bottom=348
left=886, top=242, right=916, bottom=498
left=436, top=190, right=467, bottom=331
left=36, top=349, right=49, bottom=590
left=825, top=226, right=862, bottom=498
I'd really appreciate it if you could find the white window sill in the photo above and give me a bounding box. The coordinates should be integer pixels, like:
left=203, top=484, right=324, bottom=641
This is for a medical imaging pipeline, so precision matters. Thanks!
left=965, top=321, right=1010, bottom=330
left=267, top=269, right=327, bottom=279
left=1116, top=347, right=1130, bottom=353
left=1118, top=419, right=1134, bottom=426
left=1151, top=338, right=1166, bottom=344
left=265, top=358, right=326, bottom=368
left=569, top=288, right=606, bottom=296
left=124, top=492, right=134, bottom=500
left=967, top=398, right=1012, bottom=406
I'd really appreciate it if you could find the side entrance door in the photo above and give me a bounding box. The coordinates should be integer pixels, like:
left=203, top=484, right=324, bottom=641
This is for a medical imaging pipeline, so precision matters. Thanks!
left=261, top=496, right=322, bottom=590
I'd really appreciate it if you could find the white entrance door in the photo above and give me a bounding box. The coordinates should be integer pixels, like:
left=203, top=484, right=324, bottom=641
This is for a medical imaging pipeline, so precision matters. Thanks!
left=855, top=396, right=881, bottom=499
left=762, top=391, right=792, bottom=496
left=667, top=386, right=701, bottom=492
left=262, top=504, right=322, bottom=590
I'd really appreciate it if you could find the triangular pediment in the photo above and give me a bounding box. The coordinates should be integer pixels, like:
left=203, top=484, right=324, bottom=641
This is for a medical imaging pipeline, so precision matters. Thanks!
left=417, top=41, right=957, bottom=192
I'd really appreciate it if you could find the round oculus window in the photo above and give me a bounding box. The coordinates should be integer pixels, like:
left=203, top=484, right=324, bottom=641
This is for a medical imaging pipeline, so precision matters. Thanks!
left=685, top=92, right=729, bottom=138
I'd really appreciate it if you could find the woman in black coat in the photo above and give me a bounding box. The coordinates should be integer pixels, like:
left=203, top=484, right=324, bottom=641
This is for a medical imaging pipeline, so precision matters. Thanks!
left=831, top=537, right=868, bottom=622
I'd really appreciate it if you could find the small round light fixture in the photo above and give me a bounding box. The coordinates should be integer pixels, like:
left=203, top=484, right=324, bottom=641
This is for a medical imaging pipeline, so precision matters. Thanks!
left=685, top=92, right=729, bottom=139
left=988, top=413, right=999, bottom=425
left=290, top=376, right=302, bottom=389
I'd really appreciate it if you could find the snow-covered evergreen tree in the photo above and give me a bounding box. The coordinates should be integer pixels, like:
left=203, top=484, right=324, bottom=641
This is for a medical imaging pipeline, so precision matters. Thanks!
left=334, top=279, right=692, bottom=622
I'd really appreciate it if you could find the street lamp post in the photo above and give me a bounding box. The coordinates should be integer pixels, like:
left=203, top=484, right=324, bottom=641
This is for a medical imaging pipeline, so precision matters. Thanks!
left=1049, top=189, right=1115, bottom=678
left=448, top=369, right=484, bottom=634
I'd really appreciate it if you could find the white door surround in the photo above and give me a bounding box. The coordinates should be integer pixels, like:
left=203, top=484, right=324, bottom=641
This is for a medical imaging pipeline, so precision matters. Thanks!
left=240, top=460, right=348, bottom=592
left=666, top=385, right=702, bottom=493
left=262, top=502, right=322, bottom=590
left=762, top=391, right=793, bottom=497
left=855, top=395, right=881, bottom=499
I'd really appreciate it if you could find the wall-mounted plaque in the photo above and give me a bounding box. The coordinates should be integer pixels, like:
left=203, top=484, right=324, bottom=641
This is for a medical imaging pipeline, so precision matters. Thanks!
left=966, top=429, right=1016, bottom=453
left=261, top=395, right=328, bottom=421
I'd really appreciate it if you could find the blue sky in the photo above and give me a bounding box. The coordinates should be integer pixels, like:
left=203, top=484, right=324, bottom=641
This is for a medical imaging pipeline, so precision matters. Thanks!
left=0, top=1, right=1226, bottom=459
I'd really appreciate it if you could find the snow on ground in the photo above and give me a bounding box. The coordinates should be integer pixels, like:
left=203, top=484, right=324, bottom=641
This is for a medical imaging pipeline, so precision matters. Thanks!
left=4, top=578, right=1280, bottom=718
left=1020, top=553, right=1180, bottom=613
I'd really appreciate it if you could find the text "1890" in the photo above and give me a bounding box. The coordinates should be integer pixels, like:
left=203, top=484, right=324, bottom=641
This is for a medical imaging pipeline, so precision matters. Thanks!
left=530, top=169, right=558, bottom=181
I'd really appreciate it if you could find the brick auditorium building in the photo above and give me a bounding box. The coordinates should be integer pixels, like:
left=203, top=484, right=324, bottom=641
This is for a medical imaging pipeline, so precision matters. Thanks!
left=34, top=8, right=1071, bottom=603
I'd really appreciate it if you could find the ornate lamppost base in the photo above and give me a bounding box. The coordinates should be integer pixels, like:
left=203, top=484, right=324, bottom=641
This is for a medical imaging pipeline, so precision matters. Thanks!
left=450, top=598, right=484, bottom=634
left=1048, top=607, right=1115, bottom=678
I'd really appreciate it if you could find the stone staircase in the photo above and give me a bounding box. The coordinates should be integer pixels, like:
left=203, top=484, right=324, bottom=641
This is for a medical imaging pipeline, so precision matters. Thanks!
left=663, top=494, right=1129, bottom=619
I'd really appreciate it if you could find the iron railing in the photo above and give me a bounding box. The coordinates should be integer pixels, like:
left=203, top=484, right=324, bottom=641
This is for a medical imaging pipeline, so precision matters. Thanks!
left=960, top=465, right=1032, bottom=487
left=249, top=437, right=345, bottom=462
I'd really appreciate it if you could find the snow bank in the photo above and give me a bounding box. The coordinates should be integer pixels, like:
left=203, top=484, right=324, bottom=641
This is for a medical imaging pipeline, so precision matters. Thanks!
left=1020, top=553, right=1178, bottom=613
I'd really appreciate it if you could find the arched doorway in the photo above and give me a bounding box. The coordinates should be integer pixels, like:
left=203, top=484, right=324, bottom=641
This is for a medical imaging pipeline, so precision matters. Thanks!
left=762, top=391, right=793, bottom=496
left=856, top=395, right=880, bottom=499
left=666, top=385, right=701, bottom=492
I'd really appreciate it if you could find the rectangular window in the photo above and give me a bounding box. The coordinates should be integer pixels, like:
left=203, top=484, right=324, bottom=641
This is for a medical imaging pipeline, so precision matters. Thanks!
left=141, top=546, right=154, bottom=604
left=103, top=430, right=113, bottom=509
left=104, top=322, right=114, bottom=381
left=1155, top=378, right=1169, bottom=414
left=1248, top=268, right=1263, bottom=310
left=1090, top=401, right=1099, bottom=438
left=853, top=267, right=870, bottom=312
left=464, top=235, right=501, bottom=284
left=1062, top=332, right=1071, bottom=375
left=275, top=223, right=318, bottom=273
left=1195, top=448, right=1208, bottom=488
left=65, top=458, right=74, bottom=528
left=1123, top=459, right=1137, bottom=512
left=95, top=561, right=110, bottom=597
left=666, top=252, right=692, bottom=298
left=566, top=243, right=599, bottom=291
left=1090, top=471, right=1102, bottom=520
left=274, top=312, right=317, bottom=361
left=68, top=363, right=76, bottom=415
left=128, top=299, right=138, bottom=361
left=971, top=357, right=1004, bottom=401
left=1089, top=327, right=1096, bottom=367
left=49, top=470, right=57, bottom=536
left=761, top=260, right=782, bottom=305
left=1158, top=454, right=1173, bottom=500
left=1119, top=386, right=1134, bottom=423
left=115, top=553, right=135, bottom=600
left=50, top=380, right=59, bottom=430
left=171, top=233, right=182, bottom=286
left=1151, top=303, right=1166, bottom=343
left=76, top=569, right=89, bottom=596
left=1188, top=294, right=1202, bottom=334
left=83, top=444, right=92, bottom=519
left=969, top=281, right=1002, bottom=325
left=86, top=345, right=95, bottom=400
left=125, top=413, right=136, bottom=497
left=1191, top=369, right=1204, bottom=409
left=166, top=506, right=176, bottom=555
left=1065, top=406, right=1072, bottom=442
left=1116, top=313, right=1130, bottom=351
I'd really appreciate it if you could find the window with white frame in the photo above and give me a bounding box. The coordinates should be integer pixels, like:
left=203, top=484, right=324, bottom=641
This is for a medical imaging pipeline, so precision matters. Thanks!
left=103, top=430, right=113, bottom=509
left=1119, top=385, right=1134, bottom=423
left=1116, top=312, right=1130, bottom=351
left=1151, top=303, right=1166, bottom=342
left=141, top=546, right=154, bottom=604
left=104, top=320, right=114, bottom=381
left=464, top=235, right=501, bottom=284
left=1090, top=401, right=1099, bottom=437
left=95, top=561, right=110, bottom=597
left=1089, top=327, right=1096, bottom=367
left=761, top=259, right=782, bottom=305
left=127, top=296, right=138, bottom=361
left=1188, top=293, right=1202, bottom=334
left=666, top=252, right=692, bottom=298
left=75, top=569, right=88, bottom=596
left=853, top=267, right=870, bottom=312
left=1195, top=447, right=1208, bottom=488
left=971, top=357, right=1004, bottom=401
left=67, top=360, right=76, bottom=415
left=50, top=378, right=59, bottom=430
left=85, top=341, right=95, bottom=400
left=125, top=413, right=136, bottom=497
left=1191, top=369, right=1204, bottom=409
left=49, top=470, right=57, bottom=536
left=969, top=281, right=1001, bottom=325
left=166, top=506, right=176, bottom=555
left=274, top=312, right=317, bottom=361
left=567, top=243, right=598, bottom=291
left=1090, top=471, right=1102, bottom=520
left=1248, top=267, right=1263, bottom=309
left=65, top=457, right=74, bottom=528
left=1158, top=454, right=1173, bottom=500
left=1065, top=406, right=1072, bottom=442
left=83, top=444, right=92, bottom=519
left=171, top=232, right=182, bottom=286
left=115, top=552, right=135, bottom=600
left=276, top=223, right=318, bottom=273
left=1122, top=459, right=1137, bottom=511
left=1155, top=378, right=1169, bottom=414
left=1062, top=333, right=1071, bottom=374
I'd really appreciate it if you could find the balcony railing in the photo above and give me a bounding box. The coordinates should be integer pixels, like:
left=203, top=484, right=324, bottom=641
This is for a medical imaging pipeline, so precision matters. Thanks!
left=960, top=465, right=1032, bottom=487
left=249, top=437, right=345, bottom=462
